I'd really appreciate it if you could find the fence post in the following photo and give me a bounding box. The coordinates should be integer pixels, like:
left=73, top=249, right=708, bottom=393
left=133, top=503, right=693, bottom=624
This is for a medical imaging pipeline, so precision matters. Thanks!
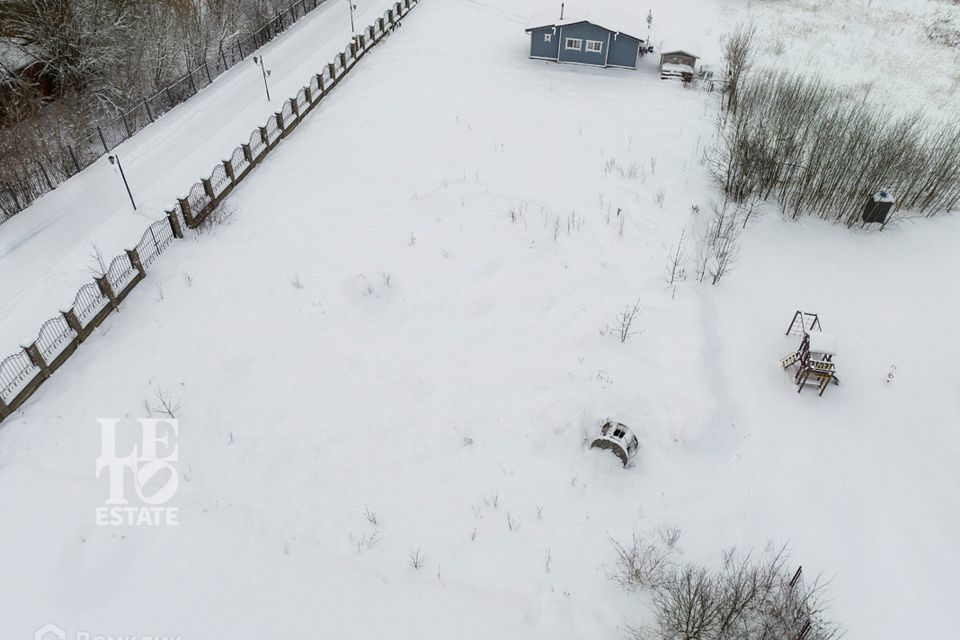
left=327, top=63, right=336, bottom=80
left=358, top=34, right=365, bottom=51
left=242, top=143, right=254, bottom=164
left=223, top=159, right=235, bottom=182
left=36, top=161, right=53, bottom=190
left=290, top=98, right=300, bottom=120
left=178, top=197, right=196, bottom=228
left=187, top=71, right=197, bottom=95
left=22, top=343, right=51, bottom=380
left=339, top=52, right=347, bottom=68
left=304, top=86, right=313, bottom=105
left=167, top=209, right=184, bottom=239
left=0, top=395, right=9, bottom=420
left=143, top=96, right=154, bottom=122
left=274, top=112, right=284, bottom=134
left=203, top=60, right=213, bottom=84
left=259, top=126, right=269, bottom=147
left=96, top=275, right=119, bottom=311
left=166, top=86, right=176, bottom=108
left=62, top=308, right=85, bottom=344
left=237, top=39, right=245, bottom=60
left=220, top=48, right=229, bottom=71
left=317, top=73, right=326, bottom=94
left=68, top=146, right=81, bottom=173
left=202, top=178, right=215, bottom=201
left=121, top=112, right=133, bottom=138
left=126, top=248, right=146, bottom=279
left=97, top=127, right=109, bottom=153
left=378, top=18, right=385, bottom=33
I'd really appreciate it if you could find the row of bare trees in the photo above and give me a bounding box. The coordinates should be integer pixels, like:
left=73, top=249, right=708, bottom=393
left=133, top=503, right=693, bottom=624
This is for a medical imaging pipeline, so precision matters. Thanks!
left=713, top=24, right=960, bottom=226
left=1, top=0, right=291, bottom=118
left=0, top=0, right=302, bottom=209
left=612, top=533, right=841, bottom=640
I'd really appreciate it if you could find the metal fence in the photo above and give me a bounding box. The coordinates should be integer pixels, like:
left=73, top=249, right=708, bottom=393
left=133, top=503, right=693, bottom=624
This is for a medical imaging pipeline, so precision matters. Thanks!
left=0, top=0, right=420, bottom=424
left=0, top=0, right=331, bottom=222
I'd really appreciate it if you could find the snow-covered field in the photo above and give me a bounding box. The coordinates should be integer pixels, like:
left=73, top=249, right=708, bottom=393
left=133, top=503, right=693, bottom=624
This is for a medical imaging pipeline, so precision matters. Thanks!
left=727, top=0, right=960, bottom=115
left=1, top=0, right=958, bottom=639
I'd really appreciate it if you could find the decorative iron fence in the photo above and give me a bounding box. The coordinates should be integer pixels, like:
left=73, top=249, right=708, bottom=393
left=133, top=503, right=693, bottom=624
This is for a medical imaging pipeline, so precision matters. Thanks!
left=0, top=0, right=332, bottom=222
left=0, top=0, right=420, bottom=424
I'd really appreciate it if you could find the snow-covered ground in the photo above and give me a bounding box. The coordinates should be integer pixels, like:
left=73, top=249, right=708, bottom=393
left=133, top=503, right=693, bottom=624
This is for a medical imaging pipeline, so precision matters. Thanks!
left=1, top=0, right=958, bottom=639
left=726, top=0, right=960, bottom=115
left=0, top=0, right=400, bottom=350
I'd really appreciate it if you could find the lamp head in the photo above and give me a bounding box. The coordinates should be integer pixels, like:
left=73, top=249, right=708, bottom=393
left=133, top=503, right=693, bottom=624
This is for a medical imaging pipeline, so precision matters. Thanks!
left=108, top=155, right=116, bottom=165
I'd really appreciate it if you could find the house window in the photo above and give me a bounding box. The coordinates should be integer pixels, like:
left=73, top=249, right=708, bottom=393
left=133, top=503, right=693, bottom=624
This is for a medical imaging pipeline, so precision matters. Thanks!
left=586, top=40, right=603, bottom=54
left=564, top=37, right=582, bottom=51
left=544, top=33, right=552, bottom=43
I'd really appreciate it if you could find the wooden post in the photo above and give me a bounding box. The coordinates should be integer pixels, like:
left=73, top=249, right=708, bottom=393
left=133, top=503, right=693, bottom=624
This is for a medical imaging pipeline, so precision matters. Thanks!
left=167, top=208, right=184, bottom=239
left=23, top=343, right=51, bottom=380
left=290, top=98, right=300, bottom=120
left=223, top=159, right=235, bottom=182
left=259, top=126, right=269, bottom=147
left=178, top=197, right=196, bottom=228
left=96, top=275, right=119, bottom=311
left=242, top=143, right=254, bottom=164
left=304, top=86, right=313, bottom=104
left=339, top=52, right=347, bottom=69
left=97, top=127, right=109, bottom=153
left=327, top=63, right=336, bottom=81
left=202, top=178, right=215, bottom=201
left=62, top=308, right=85, bottom=343
left=0, top=395, right=9, bottom=419
left=318, top=73, right=326, bottom=94
left=143, top=96, right=154, bottom=122
left=126, top=248, right=145, bottom=278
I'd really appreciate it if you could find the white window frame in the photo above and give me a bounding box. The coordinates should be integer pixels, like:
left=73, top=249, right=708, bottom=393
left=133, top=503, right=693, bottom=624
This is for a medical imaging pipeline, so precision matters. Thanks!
left=586, top=40, right=603, bottom=54
left=564, top=37, right=582, bottom=51
left=544, top=33, right=552, bottom=43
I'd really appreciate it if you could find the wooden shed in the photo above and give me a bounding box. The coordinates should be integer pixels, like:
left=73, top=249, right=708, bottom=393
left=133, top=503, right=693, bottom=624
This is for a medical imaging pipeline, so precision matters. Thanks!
left=659, top=49, right=699, bottom=80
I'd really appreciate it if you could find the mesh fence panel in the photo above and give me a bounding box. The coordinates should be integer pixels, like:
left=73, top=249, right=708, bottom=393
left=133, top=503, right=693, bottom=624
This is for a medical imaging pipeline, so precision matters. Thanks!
left=231, top=146, right=250, bottom=176
left=0, top=351, right=39, bottom=403
left=210, top=163, right=230, bottom=196
left=188, top=182, right=211, bottom=214
left=37, top=316, right=77, bottom=362
left=72, top=282, right=107, bottom=326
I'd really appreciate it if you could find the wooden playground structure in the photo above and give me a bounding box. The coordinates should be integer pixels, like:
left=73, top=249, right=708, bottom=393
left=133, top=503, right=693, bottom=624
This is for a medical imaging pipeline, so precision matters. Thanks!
left=780, top=311, right=839, bottom=396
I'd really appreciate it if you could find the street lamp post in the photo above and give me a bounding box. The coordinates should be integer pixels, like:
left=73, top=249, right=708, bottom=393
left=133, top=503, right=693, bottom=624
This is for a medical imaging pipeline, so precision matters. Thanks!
left=108, top=155, right=136, bottom=211
left=348, top=0, right=356, bottom=34
left=253, top=55, right=272, bottom=102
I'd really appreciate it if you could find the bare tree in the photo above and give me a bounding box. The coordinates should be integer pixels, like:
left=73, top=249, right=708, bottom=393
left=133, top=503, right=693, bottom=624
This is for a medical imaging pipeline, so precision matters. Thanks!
left=665, top=230, right=689, bottom=287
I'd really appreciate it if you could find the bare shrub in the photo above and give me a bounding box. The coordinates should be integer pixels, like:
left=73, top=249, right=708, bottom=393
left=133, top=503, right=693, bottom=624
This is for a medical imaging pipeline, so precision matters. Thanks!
left=408, top=547, right=425, bottom=570
left=714, top=70, right=960, bottom=224
left=665, top=230, right=689, bottom=287
left=722, top=23, right=757, bottom=115
left=87, top=243, right=107, bottom=277
left=145, top=385, right=181, bottom=418
left=625, top=544, right=842, bottom=640
left=605, top=299, right=643, bottom=343
left=611, top=532, right=672, bottom=590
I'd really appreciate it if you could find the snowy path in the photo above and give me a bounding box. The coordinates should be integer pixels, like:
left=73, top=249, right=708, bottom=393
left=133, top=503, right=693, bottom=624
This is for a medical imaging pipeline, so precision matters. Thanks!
left=0, top=0, right=397, bottom=349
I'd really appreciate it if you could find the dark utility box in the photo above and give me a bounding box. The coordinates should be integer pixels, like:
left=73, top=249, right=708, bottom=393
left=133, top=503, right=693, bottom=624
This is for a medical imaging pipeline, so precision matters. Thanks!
left=863, top=191, right=895, bottom=224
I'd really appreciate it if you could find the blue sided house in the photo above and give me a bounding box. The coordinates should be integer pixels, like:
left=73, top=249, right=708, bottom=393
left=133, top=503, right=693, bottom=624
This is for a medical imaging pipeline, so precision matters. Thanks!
left=525, top=1, right=648, bottom=70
